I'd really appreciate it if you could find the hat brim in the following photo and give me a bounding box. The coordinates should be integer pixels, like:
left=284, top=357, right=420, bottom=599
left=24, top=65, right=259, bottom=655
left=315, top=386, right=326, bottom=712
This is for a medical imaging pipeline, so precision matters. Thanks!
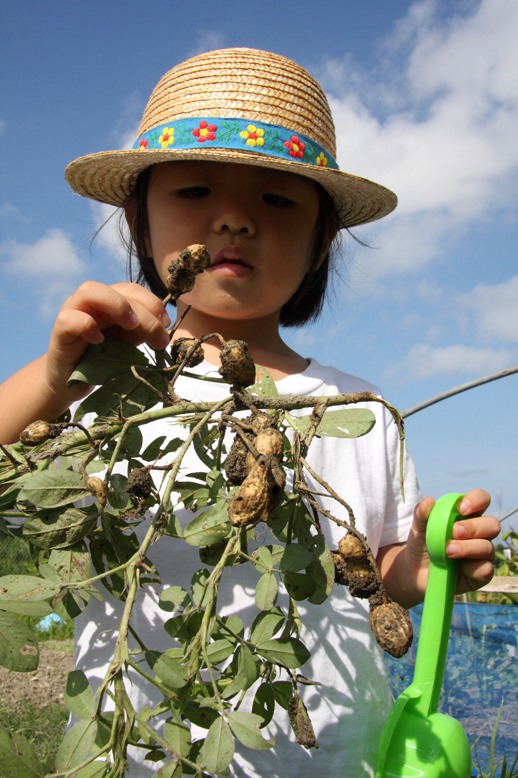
left=65, top=147, right=397, bottom=229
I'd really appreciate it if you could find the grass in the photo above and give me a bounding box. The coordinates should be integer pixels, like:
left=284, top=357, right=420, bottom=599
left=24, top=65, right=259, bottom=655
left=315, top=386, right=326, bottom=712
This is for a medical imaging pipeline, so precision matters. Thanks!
left=0, top=700, right=68, bottom=774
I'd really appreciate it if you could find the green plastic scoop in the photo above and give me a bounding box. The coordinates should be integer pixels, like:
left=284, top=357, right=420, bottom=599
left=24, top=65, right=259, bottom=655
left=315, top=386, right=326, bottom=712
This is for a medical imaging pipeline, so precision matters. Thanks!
left=375, top=493, right=472, bottom=778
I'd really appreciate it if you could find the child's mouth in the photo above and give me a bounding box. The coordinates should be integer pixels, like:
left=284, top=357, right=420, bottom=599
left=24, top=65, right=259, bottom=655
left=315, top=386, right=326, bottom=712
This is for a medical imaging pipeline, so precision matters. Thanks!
left=210, top=250, right=253, bottom=277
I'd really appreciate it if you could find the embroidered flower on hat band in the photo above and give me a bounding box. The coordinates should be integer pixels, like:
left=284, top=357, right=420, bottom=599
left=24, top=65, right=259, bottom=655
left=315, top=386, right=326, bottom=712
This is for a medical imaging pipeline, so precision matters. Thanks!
left=132, top=117, right=338, bottom=170
left=192, top=121, right=217, bottom=142
left=158, top=127, right=175, bottom=148
left=240, top=124, right=265, bottom=147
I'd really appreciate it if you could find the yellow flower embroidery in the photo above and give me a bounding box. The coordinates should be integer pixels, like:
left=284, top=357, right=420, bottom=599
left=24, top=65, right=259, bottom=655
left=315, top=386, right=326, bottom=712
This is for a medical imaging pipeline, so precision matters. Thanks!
left=159, top=127, right=175, bottom=148
left=316, top=151, right=328, bottom=167
left=239, top=124, right=265, bottom=147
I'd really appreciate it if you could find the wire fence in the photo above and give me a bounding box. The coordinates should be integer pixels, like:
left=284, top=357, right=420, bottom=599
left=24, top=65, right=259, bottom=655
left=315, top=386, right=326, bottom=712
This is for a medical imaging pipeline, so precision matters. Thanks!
left=0, top=529, right=36, bottom=576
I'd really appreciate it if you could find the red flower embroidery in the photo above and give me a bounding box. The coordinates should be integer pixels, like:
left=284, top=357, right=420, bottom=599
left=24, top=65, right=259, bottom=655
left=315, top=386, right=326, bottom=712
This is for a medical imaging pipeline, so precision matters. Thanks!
left=193, top=120, right=217, bottom=142
left=138, top=138, right=149, bottom=150
left=284, top=135, right=305, bottom=159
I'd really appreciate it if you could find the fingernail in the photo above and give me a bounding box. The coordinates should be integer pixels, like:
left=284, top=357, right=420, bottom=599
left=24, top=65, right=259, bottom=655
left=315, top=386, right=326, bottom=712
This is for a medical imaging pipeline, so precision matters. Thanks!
left=161, top=310, right=172, bottom=327
left=127, top=310, right=140, bottom=327
left=459, top=498, right=471, bottom=514
left=453, top=523, right=467, bottom=539
left=446, top=542, right=459, bottom=557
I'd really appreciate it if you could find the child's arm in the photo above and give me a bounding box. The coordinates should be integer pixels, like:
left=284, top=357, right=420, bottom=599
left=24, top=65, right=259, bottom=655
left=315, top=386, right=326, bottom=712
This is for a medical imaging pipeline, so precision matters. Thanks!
left=0, top=281, right=171, bottom=444
left=377, top=489, right=500, bottom=609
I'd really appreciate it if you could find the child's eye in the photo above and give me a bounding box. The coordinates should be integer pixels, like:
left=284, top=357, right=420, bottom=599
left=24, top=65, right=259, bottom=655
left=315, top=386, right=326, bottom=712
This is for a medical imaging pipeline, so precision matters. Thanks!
left=263, top=193, right=294, bottom=207
left=177, top=186, right=211, bottom=199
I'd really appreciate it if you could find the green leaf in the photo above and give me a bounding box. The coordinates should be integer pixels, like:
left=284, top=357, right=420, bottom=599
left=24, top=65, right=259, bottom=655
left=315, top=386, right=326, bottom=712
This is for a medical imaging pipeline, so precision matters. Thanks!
left=248, top=368, right=279, bottom=398
left=290, top=407, right=375, bottom=439
left=272, top=680, right=293, bottom=710
left=284, top=572, right=316, bottom=601
left=0, top=724, right=44, bottom=777
left=23, top=506, right=97, bottom=549
left=163, top=717, right=191, bottom=758
left=158, top=586, right=191, bottom=612
left=227, top=711, right=274, bottom=750
left=201, top=717, right=235, bottom=775
left=153, top=762, right=183, bottom=778
left=183, top=500, right=231, bottom=547
left=68, top=338, right=148, bottom=386
left=165, top=611, right=203, bottom=643
left=141, top=435, right=182, bottom=462
left=221, top=645, right=258, bottom=699
left=306, top=546, right=336, bottom=605
left=252, top=683, right=276, bottom=727
left=73, top=367, right=167, bottom=420
left=256, top=637, right=311, bottom=669
left=48, top=546, right=91, bottom=582
left=153, top=649, right=191, bottom=689
left=107, top=473, right=132, bottom=511
left=190, top=568, right=210, bottom=607
left=72, top=763, right=111, bottom=777
left=17, top=469, right=90, bottom=510
left=65, top=670, right=96, bottom=719
left=255, top=572, right=278, bottom=611
left=279, top=543, right=314, bottom=572
left=0, top=600, right=52, bottom=617
left=0, top=574, right=60, bottom=602
left=205, top=638, right=235, bottom=665
left=55, top=718, right=99, bottom=772
left=0, top=611, right=39, bottom=672
left=250, top=609, right=284, bottom=644
left=252, top=546, right=274, bottom=573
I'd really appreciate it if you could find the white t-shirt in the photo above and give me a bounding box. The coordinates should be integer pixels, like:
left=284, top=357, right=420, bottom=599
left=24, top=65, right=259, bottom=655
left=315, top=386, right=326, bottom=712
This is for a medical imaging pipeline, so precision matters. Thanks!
left=74, top=358, right=421, bottom=777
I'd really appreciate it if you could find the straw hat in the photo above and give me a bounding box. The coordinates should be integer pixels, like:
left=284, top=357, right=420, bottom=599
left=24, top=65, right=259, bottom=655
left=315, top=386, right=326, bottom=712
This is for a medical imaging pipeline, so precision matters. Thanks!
left=65, top=47, right=397, bottom=228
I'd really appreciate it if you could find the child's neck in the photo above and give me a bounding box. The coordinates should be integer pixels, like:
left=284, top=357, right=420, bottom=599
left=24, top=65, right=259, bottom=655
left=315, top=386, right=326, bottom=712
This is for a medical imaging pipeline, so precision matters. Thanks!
left=172, top=309, right=309, bottom=381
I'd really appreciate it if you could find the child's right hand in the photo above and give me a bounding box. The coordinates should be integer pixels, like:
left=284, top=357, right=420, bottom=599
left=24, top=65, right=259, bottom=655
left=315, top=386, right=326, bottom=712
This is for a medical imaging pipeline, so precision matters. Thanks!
left=0, top=281, right=172, bottom=444
left=46, top=281, right=172, bottom=401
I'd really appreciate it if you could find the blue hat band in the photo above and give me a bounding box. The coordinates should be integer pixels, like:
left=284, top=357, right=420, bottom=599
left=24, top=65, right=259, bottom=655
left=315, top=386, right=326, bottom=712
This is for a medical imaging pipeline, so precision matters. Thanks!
left=132, top=117, right=339, bottom=170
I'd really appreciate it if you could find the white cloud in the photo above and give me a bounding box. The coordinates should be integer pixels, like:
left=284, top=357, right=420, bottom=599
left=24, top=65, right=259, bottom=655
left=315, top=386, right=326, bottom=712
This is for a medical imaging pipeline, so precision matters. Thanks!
left=0, top=202, right=23, bottom=223
left=459, top=275, right=518, bottom=344
left=388, top=342, right=514, bottom=381
left=0, top=228, right=87, bottom=316
left=323, top=0, right=518, bottom=278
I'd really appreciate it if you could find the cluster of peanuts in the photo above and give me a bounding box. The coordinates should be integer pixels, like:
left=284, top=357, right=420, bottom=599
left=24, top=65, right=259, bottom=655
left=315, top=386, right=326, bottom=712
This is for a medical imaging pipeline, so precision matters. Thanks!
left=224, top=412, right=286, bottom=528
left=333, top=531, right=413, bottom=657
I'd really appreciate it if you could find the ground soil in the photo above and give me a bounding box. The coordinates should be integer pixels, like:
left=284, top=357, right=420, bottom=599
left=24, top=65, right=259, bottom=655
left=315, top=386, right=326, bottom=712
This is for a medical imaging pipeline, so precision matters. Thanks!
left=0, top=640, right=74, bottom=710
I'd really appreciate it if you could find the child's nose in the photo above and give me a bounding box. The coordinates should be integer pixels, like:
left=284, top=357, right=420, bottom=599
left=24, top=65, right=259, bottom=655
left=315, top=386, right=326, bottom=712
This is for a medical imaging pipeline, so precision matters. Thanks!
left=212, top=200, right=256, bottom=236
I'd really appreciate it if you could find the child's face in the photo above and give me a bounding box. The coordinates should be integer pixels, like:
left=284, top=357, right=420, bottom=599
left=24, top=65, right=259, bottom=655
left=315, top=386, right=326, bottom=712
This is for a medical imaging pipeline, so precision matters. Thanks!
left=145, top=161, right=321, bottom=327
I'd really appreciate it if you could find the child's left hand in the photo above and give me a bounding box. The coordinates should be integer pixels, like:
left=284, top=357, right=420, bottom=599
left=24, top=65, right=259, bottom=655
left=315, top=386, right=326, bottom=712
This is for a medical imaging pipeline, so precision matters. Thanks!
left=409, top=489, right=500, bottom=595
left=378, top=489, right=501, bottom=607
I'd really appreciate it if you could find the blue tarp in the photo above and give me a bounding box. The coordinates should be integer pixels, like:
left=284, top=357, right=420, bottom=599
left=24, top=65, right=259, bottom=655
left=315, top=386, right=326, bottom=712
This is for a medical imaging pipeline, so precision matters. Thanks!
left=384, top=602, right=517, bottom=777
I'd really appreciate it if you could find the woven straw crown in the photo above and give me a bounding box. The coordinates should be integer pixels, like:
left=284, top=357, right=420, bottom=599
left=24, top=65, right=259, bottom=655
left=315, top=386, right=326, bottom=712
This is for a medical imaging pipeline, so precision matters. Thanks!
left=65, top=48, right=397, bottom=228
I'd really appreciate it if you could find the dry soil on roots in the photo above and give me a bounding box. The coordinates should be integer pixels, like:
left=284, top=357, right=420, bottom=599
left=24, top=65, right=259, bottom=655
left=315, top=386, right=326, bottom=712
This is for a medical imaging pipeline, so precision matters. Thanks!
left=0, top=640, right=74, bottom=710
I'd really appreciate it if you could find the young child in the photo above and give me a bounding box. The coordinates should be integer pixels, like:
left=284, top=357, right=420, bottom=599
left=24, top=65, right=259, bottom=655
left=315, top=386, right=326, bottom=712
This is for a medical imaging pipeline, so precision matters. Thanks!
left=0, top=48, right=498, bottom=776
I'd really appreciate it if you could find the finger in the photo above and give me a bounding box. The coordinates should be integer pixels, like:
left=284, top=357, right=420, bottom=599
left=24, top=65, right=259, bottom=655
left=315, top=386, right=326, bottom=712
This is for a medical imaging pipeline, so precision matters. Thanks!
left=451, top=515, right=501, bottom=543
left=111, top=282, right=170, bottom=322
left=446, top=536, right=496, bottom=561
left=412, top=496, right=435, bottom=534
left=457, top=488, right=491, bottom=517
left=105, top=298, right=171, bottom=350
left=61, top=281, right=143, bottom=332
left=457, top=558, right=495, bottom=590
left=62, top=282, right=171, bottom=350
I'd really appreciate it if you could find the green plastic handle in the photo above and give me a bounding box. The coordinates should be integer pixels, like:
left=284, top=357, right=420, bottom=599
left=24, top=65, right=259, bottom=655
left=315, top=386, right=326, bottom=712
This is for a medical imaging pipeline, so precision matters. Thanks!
left=410, top=492, right=464, bottom=717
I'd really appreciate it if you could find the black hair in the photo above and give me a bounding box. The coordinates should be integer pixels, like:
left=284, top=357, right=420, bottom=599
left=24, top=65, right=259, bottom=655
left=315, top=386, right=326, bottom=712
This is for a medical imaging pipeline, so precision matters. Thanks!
left=122, top=165, right=341, bottom=327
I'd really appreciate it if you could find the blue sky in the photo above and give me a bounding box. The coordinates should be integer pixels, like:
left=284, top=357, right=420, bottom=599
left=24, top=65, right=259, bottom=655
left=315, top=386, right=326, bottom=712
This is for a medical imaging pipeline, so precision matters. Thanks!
left=1, top=0, right=517, bottom=534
